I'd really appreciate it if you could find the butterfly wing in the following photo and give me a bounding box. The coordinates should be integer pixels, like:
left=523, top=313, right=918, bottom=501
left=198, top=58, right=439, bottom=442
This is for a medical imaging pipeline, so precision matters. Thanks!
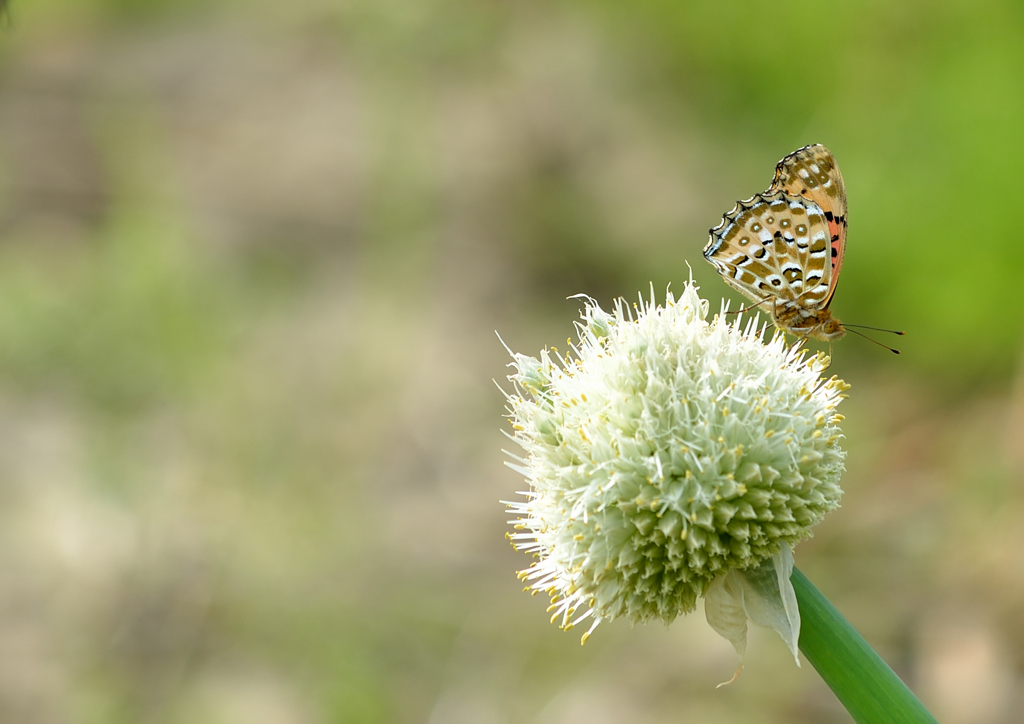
left=704, top=191, right=833, bottom=312
left=769, top=144, right=847, bottom=307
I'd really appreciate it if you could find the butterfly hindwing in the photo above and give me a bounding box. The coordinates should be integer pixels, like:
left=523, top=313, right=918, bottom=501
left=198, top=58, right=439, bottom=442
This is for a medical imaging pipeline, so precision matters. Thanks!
left=705, top=191, right=832, bottom=309
left=769, top=144, right=848, bottom=306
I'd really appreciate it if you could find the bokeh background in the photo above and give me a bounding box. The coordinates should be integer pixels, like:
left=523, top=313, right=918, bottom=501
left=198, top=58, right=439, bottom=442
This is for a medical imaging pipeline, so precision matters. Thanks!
left=0, top=1, right=1023, bottom=722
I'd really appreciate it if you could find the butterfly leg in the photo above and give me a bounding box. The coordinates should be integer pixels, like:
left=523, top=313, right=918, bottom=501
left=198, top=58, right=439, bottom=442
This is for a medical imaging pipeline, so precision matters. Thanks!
left=724, top=295, right=773, bottom=316
left=792, top=331, right=810, bottom=350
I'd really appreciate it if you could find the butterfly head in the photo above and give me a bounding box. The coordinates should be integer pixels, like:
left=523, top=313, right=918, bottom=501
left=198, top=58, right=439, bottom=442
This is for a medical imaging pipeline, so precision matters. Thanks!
left=814, top=317, right=846, bottom=342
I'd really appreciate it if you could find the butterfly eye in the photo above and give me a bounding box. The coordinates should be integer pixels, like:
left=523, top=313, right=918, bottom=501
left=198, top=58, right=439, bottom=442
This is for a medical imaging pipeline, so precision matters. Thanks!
left=796, top=224, right=807, bottom=234
left=766, top=217, right=775, bottom=224
left=751, top=223, right=761, bottom=232
left=739, top=237, right=749, bottom=246
left=780, top=219, right=790, bottom=229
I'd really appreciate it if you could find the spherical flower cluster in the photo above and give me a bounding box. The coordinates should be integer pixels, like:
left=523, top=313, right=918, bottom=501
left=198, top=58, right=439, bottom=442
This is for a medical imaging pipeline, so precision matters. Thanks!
left=503, top=282, right=847, bottom=643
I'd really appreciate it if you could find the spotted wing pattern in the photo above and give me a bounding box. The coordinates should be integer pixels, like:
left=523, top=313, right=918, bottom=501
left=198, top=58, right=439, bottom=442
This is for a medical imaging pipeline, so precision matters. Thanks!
left=768, top=145, right=847, bottom=306
left=704, top=190, right=832, bottom=309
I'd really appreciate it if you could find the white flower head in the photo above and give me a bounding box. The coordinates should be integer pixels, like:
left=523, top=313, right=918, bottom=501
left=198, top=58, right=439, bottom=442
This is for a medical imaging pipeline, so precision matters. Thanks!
left=502, top=282, right=847, bottom=656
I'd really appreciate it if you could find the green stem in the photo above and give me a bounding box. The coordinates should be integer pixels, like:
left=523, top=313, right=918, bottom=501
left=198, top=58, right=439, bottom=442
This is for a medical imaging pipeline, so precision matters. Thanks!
left=792, top=567, right=938, bottom=724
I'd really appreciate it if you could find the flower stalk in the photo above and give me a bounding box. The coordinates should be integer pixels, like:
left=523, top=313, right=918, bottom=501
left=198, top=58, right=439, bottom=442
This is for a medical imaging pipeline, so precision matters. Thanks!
left=793, top=567, right=938, bottom=724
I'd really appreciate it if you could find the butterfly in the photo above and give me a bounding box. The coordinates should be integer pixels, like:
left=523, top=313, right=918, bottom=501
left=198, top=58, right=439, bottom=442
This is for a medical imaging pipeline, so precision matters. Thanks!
left=704, top=144, right=848, bottom=342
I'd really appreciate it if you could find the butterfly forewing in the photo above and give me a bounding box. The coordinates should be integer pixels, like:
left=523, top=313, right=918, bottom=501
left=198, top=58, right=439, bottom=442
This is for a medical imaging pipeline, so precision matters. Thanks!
left=703, top=144, right=852, bottom=342
left=705, top=191, right=832, bottom=309
left=769, top=145, right=848, bottom=306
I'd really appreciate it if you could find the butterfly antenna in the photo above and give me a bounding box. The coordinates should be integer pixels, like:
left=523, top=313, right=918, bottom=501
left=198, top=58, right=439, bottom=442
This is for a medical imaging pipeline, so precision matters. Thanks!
left=843, top=324, right=905, bottom=336
left=846, top=328, right=901, bottom=354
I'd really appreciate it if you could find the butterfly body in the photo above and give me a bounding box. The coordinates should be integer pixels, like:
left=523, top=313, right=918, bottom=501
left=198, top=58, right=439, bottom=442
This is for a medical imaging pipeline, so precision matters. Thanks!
left=704, top=145, right=848, bottom=342
left=772, top=305, right=845, bottom=342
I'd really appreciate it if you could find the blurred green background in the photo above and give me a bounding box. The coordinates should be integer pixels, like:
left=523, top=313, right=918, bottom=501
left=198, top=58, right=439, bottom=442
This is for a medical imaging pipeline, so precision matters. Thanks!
left=0, top=1, right=1022, bottom=722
